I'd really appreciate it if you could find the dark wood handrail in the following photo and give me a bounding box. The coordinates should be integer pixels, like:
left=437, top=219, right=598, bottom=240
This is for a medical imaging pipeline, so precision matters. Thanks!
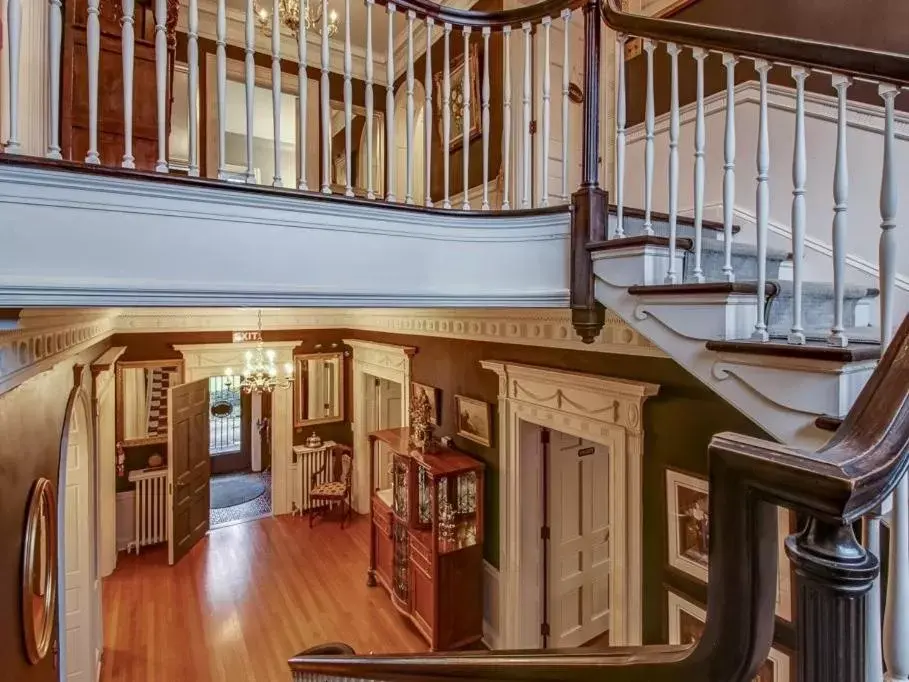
left=370, top=0, right=587, bottom=29
left=601, top=0, right=909, bottom=86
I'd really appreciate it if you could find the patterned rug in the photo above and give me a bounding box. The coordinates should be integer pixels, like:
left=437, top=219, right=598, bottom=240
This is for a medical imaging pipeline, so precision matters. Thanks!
left=210, top=471, right=272, bottom=529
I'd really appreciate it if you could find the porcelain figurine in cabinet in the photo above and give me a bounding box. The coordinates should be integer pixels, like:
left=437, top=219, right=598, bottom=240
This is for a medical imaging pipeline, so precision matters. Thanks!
left=367, top=427, right=485, bottom=650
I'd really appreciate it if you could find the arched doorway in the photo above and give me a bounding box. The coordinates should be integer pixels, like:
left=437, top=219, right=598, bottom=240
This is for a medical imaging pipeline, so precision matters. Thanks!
left=58, top=379, right=98, bottom=682
left=393, top=80, right=427, bottom=205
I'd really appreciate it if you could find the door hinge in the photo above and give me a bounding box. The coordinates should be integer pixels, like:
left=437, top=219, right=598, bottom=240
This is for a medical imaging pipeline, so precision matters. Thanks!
left=541, top=525, right=550, bottom=541
left=541, top=622, right=550, bottom=637
left=540, top=427, right=550, bottom=445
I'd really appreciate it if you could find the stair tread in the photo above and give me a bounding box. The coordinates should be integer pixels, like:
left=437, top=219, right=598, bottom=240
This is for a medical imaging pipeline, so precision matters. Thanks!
left=587, top=235, right=693, bottom=252
left=705, top=337, right=882, bottom=362
left=628, top=281, right=778, bottom=296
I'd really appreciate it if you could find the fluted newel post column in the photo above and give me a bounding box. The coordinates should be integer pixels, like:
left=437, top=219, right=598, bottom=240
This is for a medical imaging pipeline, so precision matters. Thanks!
left=786, top=518, right=878, bottom=682
left=570, top=0, right=605, bottom=344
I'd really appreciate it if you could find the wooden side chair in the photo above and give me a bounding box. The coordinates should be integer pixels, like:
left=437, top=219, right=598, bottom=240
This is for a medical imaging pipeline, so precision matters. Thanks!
left=309, top=444, right=353, bottom=529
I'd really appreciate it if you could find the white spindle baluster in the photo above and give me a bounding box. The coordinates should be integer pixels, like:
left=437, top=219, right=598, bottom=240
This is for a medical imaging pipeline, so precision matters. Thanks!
left=4, top=0, right=22, bottom=152
left=442, top=22, right=451, bottom=208
left=405, top=11, right=415, bottom=204
left=481, top=27, right=490, bottom=210
left=502, top=26, right=512, bottom=211
left=721, top=54, right=737, bottom=281
left=541, top=17, right=552, bottom=208
left=244, top=0, right=255, bottom=181
left=828, top=74, right=851, bottom=347
left=297, top=0, right=308, bottom=190
left=47, top=0, right=63, bottom=159
left=879, top=83, right=899, bottom=349
left=614, top=33, right=627, bottom=237
left=188, top=0, right=200, bottom=176
left=216, top=0, right=227, bottom=179
left=154, top=0, right=168, bottom=171
left=364, top=0, right=374, bottom=198
left=665, top=42, right=680, bottom=284
left=561, top=10, right=570, bottom=203
left=85, top=0, right=101, bottom=164
left=642, top=38, right=656, bottom=235
left=788, top=66, right=809, bottom=344
left=270, top=0, right=281, bottom=187
left=343, top=0, right=353, bottom=196
left=120, top=0, right=136, bottom=168
left=864, top=511, right=885, bottom=682
left=424, top=19, right=434, bottom=207
left=691, top=47, right=707, bottom=282
left=753, top=59, right=772, bottom=342
left=385, top=3, right=397, bottom=201
left=320, top=0, right=331, bottom=193
left=462, top=27, right=472, bottom=210
left=522, top=22, right=532, bottom=208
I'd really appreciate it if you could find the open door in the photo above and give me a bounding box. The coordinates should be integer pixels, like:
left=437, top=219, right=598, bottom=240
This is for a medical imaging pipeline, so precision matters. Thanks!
left=167, top=379, right=210, bottom=565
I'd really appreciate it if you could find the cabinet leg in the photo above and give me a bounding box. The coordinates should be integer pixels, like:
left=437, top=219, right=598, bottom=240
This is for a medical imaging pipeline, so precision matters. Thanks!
left=366, top=569, right=377, bottom=587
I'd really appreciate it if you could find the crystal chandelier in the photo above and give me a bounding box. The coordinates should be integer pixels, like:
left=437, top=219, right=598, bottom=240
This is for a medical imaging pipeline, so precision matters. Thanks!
left=225, top=311, right=293, bottom=394
left=253, top=0, right=340, bottom=39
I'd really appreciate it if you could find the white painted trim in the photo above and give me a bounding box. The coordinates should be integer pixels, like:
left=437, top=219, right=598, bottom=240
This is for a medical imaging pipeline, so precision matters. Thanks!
left=627, top=80, right=909, bottom=144
left=481, top=359, right=658, bottom=649
left=482, top=560, right=501, bottom=650
left=345, top=339, right=414, bottom=514
left=173, top=341, right=300, bottom=515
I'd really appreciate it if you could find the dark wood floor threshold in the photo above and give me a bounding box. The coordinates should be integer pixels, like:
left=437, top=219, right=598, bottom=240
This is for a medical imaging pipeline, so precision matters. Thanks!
left=705, top=338, right=882, bottom=362
left=587, top=235, right=694, bottom=252
left=616, top=204, right=741, bottom=234
left=628, top=281, right=780, bottom=296
left=0, top=154, right=568, bottom=219
left=815, top=414, right=844, bottom=432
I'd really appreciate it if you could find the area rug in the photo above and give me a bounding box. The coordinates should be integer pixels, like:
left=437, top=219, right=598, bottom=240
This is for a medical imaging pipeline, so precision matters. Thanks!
left=210, top=472, right=266, bottom=509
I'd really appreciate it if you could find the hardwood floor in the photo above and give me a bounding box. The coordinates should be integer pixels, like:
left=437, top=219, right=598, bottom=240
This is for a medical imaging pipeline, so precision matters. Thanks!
left=100, top=515, right=428, bottom=682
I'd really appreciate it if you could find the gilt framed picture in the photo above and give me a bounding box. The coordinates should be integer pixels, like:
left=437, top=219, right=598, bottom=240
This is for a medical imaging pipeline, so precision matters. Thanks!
left=412, top=382, right=441, bottom=425
left=666, top=469, right=794, bottom=621
left=434, top=45, right=481, bottom=150
left=667, top=591, right=791, bottom=681
left=455, top=395, right=492, bottom=447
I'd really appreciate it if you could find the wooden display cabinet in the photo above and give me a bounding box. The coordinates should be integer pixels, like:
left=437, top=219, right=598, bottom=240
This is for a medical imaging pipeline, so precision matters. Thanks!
left=368, top=427, right=485, bottom=651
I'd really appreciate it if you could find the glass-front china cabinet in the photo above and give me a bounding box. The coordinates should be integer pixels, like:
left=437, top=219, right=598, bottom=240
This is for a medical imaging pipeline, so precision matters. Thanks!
left=368, top=427, right=485, bottom=650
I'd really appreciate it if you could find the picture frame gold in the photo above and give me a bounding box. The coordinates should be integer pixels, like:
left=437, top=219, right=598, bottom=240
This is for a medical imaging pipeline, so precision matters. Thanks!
left=434, top=44, right=482, bottom=151
left=22, top=477, right=58, bottom=665
left=455, top=394, right=492, bottom=447
left=411, top=382, right=441, bottom=425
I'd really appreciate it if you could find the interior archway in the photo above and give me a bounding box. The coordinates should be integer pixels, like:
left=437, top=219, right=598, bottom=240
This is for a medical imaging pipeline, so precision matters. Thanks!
left=393, top=80, right=427, bottom=205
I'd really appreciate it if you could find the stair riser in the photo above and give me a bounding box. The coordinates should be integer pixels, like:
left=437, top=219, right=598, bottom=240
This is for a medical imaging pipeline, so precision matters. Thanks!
left=689, top=251, right=786, bottom=282
left=612, top=215, right=722, bottom=242
left=768, top=294, right=873, bottom=331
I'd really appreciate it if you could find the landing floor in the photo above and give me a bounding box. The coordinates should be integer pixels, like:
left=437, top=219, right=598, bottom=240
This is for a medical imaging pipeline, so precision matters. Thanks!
left=100, top=515, right=427, bottom=682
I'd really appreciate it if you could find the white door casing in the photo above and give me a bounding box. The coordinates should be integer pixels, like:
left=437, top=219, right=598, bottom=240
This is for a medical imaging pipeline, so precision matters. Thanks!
left=346, top=339, right=414, bottom=514
left=548, top=431, right=611, bottom=648
left=59, top=378, right=96, bottom=682
left=481, top=360, right=658, bottom=649
left=174, top=342, right=298, bottom=514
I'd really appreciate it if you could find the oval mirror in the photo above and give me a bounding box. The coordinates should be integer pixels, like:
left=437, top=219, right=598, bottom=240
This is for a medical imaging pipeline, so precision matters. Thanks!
left=22, top=477, right=57, bottom=665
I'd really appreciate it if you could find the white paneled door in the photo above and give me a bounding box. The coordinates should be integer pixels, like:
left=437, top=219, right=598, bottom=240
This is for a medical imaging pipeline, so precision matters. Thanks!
left=547, top=430, right=611, bottom=648
left=64, top=395, right=96, bottom=681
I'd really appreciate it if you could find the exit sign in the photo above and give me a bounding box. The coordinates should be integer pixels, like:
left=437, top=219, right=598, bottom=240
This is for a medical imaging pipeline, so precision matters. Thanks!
left=232, top=331, right=262, bottom=343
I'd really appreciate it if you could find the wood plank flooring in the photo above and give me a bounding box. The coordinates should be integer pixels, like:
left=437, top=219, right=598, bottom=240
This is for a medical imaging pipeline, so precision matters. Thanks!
left=100, top=515, right=428, bottom=682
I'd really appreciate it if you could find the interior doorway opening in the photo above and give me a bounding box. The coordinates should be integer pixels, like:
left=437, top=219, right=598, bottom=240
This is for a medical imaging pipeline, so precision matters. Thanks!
left=519, top=421, right=612, bottom=650
left=365, top=375, right=403, bottom=504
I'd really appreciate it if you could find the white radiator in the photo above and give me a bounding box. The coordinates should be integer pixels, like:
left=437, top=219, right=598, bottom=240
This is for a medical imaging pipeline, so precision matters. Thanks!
left=127, top=469, right=168, bottom=554
left=291, top=442, right=336, bottom=514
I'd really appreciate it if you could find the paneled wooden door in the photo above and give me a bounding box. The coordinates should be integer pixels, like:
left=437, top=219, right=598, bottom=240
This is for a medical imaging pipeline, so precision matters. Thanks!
left=547, top=430, right=611, bottom=648
left=167, top=379, right=211, bottom=565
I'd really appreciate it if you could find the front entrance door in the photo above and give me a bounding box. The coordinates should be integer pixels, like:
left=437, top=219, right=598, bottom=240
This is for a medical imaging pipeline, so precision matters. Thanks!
left=168, top=379, right=210, bottom=565
left=547, top=430, right=611, bottom=648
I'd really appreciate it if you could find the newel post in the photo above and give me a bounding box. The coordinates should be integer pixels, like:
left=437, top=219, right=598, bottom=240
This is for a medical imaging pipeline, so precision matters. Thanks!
left=786, top=518, right=879, bottom=682
left=570, top=0, right=606, bottom=343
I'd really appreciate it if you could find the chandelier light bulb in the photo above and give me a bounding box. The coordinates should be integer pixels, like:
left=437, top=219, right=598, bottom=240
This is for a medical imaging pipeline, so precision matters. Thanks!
left=266, top=349, right=276, bottom=362
left=283, top=362, right=293, bottom=377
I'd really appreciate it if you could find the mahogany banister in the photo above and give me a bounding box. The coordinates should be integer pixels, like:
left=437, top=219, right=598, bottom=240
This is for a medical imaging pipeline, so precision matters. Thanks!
left=368, top=0, right=588, bottom=29
left=600, top=0, right=909, bottom=85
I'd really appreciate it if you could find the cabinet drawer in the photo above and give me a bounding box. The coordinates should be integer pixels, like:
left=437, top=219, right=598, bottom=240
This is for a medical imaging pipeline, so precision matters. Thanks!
left=372, top=503, right=392, bottom=537
left=411, top=544, right=432, bottom=574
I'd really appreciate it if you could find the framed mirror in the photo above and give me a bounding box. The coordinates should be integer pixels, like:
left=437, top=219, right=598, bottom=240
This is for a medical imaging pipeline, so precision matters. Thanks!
left=115, top=360, right=185, bottom=445
left=294, top=352, right=344, bottom=427
left=22, top=477, right=57, bottom=665
left=328, top=100, right=386, bottom=197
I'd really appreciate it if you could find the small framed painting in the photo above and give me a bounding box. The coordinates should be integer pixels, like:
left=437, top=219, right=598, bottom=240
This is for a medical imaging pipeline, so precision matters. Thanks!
left=412, top=382, right=441, bottom=425
left=666, top=469, right=710, bottom=583
left=455, top=395, right=492, bottom=447
left=667, top=591, right=791, bottom=682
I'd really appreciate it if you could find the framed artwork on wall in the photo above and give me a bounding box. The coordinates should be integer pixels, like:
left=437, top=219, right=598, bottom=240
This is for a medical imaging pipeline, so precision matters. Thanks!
left=434, top=44, right=481, bottom=151
left=667, top=590, right=791, bottom=681
left=666, top=469, right=795, bottom=621
left=412, top=382, right=442, bottom=425
left=455, top=395, right=492, bottom=447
